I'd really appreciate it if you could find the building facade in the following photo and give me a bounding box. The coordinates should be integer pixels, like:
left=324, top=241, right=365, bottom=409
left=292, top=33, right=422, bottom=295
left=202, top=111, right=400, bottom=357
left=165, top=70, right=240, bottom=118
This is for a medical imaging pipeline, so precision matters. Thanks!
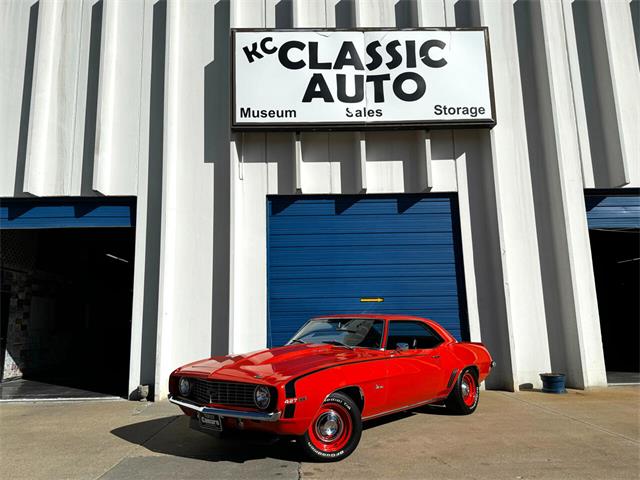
left=0, top=0, right=638, bottom=400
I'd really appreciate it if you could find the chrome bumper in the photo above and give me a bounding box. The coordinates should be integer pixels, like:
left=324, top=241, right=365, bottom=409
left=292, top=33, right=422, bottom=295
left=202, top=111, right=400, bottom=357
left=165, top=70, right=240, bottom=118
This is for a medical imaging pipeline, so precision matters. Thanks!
left=168, top=395, right=281, bottom=422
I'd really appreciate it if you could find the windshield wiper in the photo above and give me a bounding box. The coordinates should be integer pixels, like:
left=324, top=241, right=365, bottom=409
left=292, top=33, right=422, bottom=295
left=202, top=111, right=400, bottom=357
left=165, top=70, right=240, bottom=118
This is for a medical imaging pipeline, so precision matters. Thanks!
left=288, top=339, right=306, bottom=345
left=321, top=340, right=354, bottom=349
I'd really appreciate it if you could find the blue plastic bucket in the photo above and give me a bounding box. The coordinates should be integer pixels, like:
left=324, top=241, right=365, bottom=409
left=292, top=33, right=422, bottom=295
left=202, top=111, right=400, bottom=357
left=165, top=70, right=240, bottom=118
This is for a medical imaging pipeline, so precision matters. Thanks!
left=540, top=373, right=566, bottom=393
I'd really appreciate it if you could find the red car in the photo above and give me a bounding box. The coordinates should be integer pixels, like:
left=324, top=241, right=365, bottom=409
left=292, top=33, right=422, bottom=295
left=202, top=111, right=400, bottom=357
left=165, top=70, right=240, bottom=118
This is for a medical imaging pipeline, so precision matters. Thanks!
left=169, top=314, right=494, bottom=461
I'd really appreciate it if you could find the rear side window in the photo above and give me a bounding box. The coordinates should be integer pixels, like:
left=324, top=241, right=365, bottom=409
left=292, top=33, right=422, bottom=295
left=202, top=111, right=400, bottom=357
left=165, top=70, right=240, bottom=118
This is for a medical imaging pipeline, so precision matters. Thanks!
left=386, top=321, right=443, bottom=350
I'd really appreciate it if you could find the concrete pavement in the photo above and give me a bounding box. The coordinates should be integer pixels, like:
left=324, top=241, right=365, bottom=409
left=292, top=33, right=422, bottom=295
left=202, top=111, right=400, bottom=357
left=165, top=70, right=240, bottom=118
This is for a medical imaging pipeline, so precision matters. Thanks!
left=0, top=387, right=638, bottom=480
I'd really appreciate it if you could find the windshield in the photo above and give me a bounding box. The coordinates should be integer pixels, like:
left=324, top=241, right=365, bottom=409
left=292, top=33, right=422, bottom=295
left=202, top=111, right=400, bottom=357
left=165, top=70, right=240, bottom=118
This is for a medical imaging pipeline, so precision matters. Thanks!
left=288, top=318, right=385, bottom=349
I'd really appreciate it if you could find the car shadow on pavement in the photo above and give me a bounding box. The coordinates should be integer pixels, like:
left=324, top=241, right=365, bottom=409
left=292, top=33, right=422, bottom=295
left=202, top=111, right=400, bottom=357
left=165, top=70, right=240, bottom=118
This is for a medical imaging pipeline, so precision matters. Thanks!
left=111, top=415, right=301, bottom=464
left=112, top=405, right=456, bottom=464
left=362, top=403, right=454, bottom=430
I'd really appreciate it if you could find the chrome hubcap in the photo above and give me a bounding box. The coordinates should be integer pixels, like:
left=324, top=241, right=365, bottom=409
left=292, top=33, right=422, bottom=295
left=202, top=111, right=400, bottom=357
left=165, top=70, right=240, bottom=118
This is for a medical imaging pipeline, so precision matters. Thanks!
left=315, top=410, right=343, bottom=442
left=461, top=381, right=470, bottom=397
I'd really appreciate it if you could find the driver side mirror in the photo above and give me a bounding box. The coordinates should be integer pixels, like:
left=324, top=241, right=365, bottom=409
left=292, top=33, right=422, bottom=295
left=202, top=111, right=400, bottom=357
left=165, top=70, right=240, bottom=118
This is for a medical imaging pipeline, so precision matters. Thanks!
left=395, top=342, right=409, bottom=352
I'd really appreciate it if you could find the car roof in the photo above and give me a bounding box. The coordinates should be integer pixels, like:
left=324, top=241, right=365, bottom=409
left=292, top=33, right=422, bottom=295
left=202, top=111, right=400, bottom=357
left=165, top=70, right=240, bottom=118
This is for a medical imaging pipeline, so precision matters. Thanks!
left=310, top=314, right=457, bottom=343
left=313, top=314, right=431, bottom=321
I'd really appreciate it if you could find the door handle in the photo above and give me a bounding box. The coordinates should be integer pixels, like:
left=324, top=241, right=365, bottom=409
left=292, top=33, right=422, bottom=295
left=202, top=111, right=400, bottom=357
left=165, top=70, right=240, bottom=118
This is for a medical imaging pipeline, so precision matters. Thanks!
left=431, top=355, right=440, bottom=359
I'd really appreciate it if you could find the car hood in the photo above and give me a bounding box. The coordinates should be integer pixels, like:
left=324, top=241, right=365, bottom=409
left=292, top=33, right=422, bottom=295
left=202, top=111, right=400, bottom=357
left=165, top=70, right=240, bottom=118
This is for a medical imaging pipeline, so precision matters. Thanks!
left=176, top=344, right=387, bottom=385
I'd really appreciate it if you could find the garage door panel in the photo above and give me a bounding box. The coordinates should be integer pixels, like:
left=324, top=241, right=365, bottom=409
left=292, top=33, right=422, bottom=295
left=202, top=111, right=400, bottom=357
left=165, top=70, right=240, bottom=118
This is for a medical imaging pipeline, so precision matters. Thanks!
left=267, top=195, right=468, bottom=347
left=0, top=198, right=136, bottom=229
left=270, top=197, right=454, bottom=216
left=270, top=296, right=458, bottom=316
left=268, top=216, right=454, bottom=235
left=270, top=246, right=456, bottom=266
left=269, top=279, right=459, bottom=297
left=585, top=193, right=640, bottom=228
left=269, top=264, right=459, bottom=279
left=269, top=232, right=455, bottom=247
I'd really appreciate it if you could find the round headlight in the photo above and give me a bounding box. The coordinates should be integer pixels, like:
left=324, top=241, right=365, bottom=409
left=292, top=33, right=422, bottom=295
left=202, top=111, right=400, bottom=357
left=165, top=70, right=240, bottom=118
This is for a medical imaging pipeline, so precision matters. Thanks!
left=254, top=385, right=271, bottom=410
left=178, top=377, right=191, bottom=396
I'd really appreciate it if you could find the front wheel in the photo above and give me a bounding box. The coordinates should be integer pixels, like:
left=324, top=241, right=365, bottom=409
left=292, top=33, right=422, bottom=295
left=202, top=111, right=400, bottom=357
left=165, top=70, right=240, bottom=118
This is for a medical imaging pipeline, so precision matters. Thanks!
left=300, top=392, right=362, bottom=461
left=445, top=368, right=479, bottom=415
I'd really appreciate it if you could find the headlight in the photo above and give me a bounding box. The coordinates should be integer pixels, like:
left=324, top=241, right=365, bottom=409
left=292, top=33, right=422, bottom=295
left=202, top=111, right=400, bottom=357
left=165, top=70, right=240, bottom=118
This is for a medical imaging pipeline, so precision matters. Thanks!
left=254, top=385, right=271, bottom=409
left=178, top=377, right=191, bottom=396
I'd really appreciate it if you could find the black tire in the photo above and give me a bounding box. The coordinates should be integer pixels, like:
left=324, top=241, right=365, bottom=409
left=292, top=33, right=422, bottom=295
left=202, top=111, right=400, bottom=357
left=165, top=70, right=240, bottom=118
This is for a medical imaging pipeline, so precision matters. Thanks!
left=299, top=392, right=362, bottom=462
left=445, top=368, right=480, bottom=415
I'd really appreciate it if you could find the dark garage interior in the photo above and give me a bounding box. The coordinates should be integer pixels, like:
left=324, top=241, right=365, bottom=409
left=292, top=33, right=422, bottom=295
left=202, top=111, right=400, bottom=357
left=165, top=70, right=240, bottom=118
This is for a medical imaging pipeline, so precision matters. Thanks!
left=589, top=228, right=640, bottom=382
left=0, top=228, right=135, bottom=398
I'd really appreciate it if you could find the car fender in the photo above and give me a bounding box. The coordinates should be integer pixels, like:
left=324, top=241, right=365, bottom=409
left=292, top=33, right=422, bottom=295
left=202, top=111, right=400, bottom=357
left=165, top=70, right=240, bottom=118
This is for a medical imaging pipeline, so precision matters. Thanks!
left=282, top=360, right=387, bottom=431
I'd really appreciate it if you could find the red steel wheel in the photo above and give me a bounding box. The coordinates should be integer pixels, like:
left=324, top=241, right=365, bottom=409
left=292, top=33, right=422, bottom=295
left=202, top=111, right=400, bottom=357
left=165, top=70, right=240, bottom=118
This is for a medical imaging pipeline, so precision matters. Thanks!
left=461, top=372, right=478, bottom=407
left=308, top=403, right=352, bottom=453
left=301, top=392, right=362, bottom=461
left=445, top=367, right=480, bottom=415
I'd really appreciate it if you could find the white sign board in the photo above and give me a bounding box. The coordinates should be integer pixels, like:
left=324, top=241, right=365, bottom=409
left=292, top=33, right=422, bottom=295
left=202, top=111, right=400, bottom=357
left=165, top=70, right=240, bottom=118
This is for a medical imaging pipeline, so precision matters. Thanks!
left=232, top=29, right=495, bottom=130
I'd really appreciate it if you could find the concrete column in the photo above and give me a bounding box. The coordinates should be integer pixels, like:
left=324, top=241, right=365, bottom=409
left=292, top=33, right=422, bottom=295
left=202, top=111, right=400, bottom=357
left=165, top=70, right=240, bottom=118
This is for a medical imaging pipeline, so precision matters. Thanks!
left=600, top=0, right=640, bottom=186
left=127, top=0, right=160, bottom=399
left=538, top=0, right=605, bottom=388
left=93, top=0, right=144, bottom=195
left=477, top=0, right=551, bottom=389
left=570, top=0, right=629, bottom=187
left=0, top=0, right=37, bottom=196
left=515, top=0, right=607, bottom=388
left=228, top=0, right=269, bottom=354
left=23, top=0, right=84, bottom=196
left=155, top=0, right=217, bottom=399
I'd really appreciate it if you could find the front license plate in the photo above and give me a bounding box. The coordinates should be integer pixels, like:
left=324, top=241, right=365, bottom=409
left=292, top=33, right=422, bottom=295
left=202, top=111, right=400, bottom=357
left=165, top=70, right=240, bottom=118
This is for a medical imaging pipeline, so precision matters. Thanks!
left=199, top=413, right=222, bottom=431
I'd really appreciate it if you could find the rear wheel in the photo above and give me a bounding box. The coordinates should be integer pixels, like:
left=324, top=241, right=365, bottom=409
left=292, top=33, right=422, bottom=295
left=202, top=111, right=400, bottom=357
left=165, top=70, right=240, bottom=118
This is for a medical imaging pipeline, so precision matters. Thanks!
left=300, top=392, right=362, bottom=461
left=445, top=368, right=479, bottom=415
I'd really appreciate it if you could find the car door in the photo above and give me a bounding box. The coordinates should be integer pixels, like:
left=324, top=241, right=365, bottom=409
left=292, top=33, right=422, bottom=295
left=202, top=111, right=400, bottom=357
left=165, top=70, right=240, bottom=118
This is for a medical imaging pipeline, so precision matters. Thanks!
left=384, top=320, right=448, bottom=410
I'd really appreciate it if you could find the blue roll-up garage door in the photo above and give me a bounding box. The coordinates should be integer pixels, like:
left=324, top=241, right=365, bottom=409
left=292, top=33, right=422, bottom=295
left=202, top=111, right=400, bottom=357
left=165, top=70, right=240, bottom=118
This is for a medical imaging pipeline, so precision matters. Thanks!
left=0, top=197, right=136, bottom=229
left=585, top=192, right=640, bottom=229
left=267, top=195, right=468, bottom=346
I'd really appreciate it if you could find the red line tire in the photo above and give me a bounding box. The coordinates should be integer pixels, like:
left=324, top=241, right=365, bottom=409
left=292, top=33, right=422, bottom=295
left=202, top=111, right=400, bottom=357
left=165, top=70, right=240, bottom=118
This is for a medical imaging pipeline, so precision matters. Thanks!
left=445, top=368, right=479, bottom=415
left=300, top=392, right=362, bottom=462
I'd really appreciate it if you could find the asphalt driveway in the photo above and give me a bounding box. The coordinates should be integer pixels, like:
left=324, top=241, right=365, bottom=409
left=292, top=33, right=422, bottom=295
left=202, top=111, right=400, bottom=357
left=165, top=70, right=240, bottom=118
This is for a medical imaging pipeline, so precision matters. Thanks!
left=1, top=387, right=638, bottom=480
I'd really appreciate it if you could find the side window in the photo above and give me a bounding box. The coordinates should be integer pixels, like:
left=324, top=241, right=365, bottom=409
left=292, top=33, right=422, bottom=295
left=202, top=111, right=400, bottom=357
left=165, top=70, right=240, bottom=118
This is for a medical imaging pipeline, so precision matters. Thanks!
left=386, top=321, right=443, bottom=350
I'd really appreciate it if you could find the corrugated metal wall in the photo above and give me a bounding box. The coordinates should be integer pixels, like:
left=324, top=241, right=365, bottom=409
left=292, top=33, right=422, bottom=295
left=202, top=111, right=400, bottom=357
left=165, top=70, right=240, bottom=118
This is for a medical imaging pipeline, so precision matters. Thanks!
left=1, top=0, right=638, bottom=396
left=2, top=0, right=637, bottom=198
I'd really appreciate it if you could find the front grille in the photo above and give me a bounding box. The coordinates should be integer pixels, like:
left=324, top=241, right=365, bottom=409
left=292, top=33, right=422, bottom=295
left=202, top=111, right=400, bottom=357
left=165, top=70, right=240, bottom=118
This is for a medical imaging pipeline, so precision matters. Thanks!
left=189, top=379, right=257, bottom=408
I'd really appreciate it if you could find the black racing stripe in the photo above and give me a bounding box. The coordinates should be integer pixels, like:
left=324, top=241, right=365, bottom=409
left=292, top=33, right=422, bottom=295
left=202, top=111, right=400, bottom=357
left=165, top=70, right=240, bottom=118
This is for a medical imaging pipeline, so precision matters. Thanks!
left=283, top=404, right=296, bottom=418
left=285, top=381, right=296, bottom=398
left=447, top=368, right=459, bottom=388
left=284, top=355, right=420, bottom=395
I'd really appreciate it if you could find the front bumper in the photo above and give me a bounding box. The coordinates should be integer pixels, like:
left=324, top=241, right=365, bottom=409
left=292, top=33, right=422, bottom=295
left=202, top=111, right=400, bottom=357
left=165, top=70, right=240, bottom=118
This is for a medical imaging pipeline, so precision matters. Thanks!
left=168, top=395, right=282, bottom=422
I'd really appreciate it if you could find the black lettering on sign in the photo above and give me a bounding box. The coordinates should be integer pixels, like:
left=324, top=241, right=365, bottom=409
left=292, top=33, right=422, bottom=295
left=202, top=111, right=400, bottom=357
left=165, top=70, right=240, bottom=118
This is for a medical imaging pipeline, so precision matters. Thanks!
left=239, top=107, right=297, bottom=119
left=393, top=72, right=426, bottom=101
left=365, top=41, right=383, bottom=70
left=260, top=37, right=277, bottom=55
left=333, top=41, right=364, bottom=70
left=345, top=107, right=385, bottom=118
left=420, top=40, right=447, bottom=68
left=337, top=74, right=364, bottom=103
left=434, top=105, right=487, bottom=117
left=366, top=74, right=390, bottom=103
left=385, top=40, right=402, bottom=69
left=243, top=42, right=264, bottom=63
left=302, top=74, right=334, bottom=102
left=309, top=42, right=332, bottom=69
left=278, top=41, right=306, bottom=69
left=405, top=40, right=416, bottom=68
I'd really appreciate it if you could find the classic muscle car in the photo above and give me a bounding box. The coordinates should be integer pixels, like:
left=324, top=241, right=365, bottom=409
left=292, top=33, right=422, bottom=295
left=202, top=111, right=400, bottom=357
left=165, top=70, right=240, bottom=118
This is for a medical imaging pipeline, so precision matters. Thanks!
left=169, top=314, right=494, bottom=461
